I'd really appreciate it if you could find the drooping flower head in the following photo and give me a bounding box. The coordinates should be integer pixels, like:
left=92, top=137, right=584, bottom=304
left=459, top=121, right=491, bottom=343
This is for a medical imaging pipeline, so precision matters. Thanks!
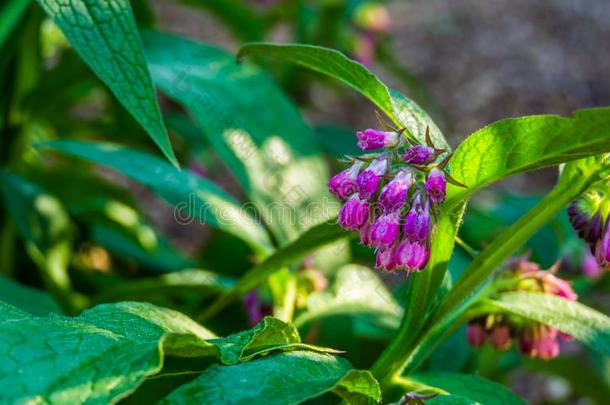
left=357, top=156, right=389, bottom=199
left=356, top=129, right=399, bottom=150
left=328, top=161, right=364, bottom=199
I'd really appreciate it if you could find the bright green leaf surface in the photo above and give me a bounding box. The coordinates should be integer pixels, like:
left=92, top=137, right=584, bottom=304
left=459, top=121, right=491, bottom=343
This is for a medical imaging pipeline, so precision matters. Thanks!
left=200, top=220, right=351, bottom=320
left=237, top=42, right=448, bottom=148
left=0, top=301, right=214, bottom=404
left=37, top=0, right=177, bottom=165
left=294, top=264, right=401, bottom=330
left=42, top=140, right=274, bottom=255
left=446, top=107, right=610, bottom=209
left=0, top=0, right=31, bottom=49
left=414, top=373, right=525, bottom=405
left=143, top=31, right=332, bottom=243
left=0, top=275, right=61, bottom=316
left=489, top=292, right=610, bottom=357
left=160, top=351, right=380, bottom=404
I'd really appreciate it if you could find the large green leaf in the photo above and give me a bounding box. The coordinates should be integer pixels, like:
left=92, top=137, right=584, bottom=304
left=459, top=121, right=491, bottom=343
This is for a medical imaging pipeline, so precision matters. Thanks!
left=489, top=292, right=610, bottom=357
left=200, top=220, right=351, bottom=320
left=0, top=301, right=215, bottom=404
left=237, top=42, right=448, bottom=149
left=413, top=373, right=525, bottom=405
left=0, top=0, right=30, bottom=49
left=0, top=275, right=61, bottom=316
left=0, top=171, right=85, bottom=311
left=294, top=264, right=401, bottom=330
left=37, top=0, right=177, bottom=165
left=143, top=31, right=331, bottom=243
left=41, top=140, right=274, bottom=255
left=160, top=351, right=380, bottom=404
left=445, top=108, right=610, bottom=209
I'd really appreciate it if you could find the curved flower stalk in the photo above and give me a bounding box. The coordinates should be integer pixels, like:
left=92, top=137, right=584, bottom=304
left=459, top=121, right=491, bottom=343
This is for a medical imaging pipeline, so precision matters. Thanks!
left=328, top=120, right=460, bottom=273
left=466, top=258, right=577, bottom=360
left=568, top=182, right=610, bottom=272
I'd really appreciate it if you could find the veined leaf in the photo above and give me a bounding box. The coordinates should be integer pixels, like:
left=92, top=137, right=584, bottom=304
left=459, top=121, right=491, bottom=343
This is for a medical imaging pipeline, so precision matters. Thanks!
left=294, top=264, right=401, bottom=330
left=0, top=301, right=215, bottom=404
left=413, top=373, right=525, bottom=405
left=446, top=107, right=610, bottom=209
left=200, top=220, right=351, bottom=320
left=489, top=292, right=610, bottom=357
left=160, top=351, right=380, bottom=404
left=0, top=275, right=61, bottom=316
left=41, top=140, right=274, bottom=255
left=237, top=42, right=448, bottom=149
left=143, top=31, right=332, bottom=244
left=37, top=0, right=177, bottom=165
left=0, top=171, right=85, bottom=312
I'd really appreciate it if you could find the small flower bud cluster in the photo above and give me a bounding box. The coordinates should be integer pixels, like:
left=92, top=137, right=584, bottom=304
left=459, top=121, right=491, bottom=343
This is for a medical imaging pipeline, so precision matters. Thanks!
left=466, top=258, right=577, bottom=360
left=568, top=186, right=610, bottom=270
left=328, top=126, right=450, bottom=272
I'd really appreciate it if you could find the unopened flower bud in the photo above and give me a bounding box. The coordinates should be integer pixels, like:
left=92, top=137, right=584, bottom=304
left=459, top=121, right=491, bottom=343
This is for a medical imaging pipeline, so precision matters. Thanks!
left=378, top=170, right=413, bottom=211
left=466, top=324, right=486, bottom=347
left=370, top=211, right=401, bottom=249
left=595, top=216, right=610, bottom=269
left=582, top=250, right=602, bottom=278
left=356, top=129, right=399, bottom=150
left=376, top=246, right=397, bottom=271
left=425, top=168, right=446, bottom=205
left=357, top=156, right=389, bottom=199
left=359, top=219, right=374, bottom=247
left=338, top=194, right=370, bottom=230
left=328, top=161, right=364, bottom=199
left=403, top=145, right=436, bottom=165
left=490, top=325, right=511, bottom=350
left=403, top=195, right=430, bottom=243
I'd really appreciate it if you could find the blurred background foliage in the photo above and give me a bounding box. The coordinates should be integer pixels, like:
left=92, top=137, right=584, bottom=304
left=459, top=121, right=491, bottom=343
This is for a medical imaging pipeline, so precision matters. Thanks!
left=1, top=0, right=610, bottom=403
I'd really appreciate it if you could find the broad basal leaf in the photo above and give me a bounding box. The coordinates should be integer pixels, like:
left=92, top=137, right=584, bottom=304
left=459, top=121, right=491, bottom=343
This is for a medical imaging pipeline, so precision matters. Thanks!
left=160, top=351, right=380, bottom=405
left=414, top=373, right=525, bottom=405
left=143, top=31, right=331, bottom=243
left=0, top=301, right=215, bottom=404
left=42, top=140, right=274, bottom=255
left=200, top=220, right=351, bottom=320
left=0, top=275, right=61, bottom=316
left=237, top=42, right=448, bottom=149
left=294, top=264, right=401, bottom=331
left=446, top=107, right=610, bottom=209
left=37, top=0, right=177, bottom=165
left=489, top=292, right=610, bottom=357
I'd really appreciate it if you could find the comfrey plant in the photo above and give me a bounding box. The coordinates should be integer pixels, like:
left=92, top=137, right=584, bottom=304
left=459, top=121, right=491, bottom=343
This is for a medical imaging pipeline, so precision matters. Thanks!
left=329, top=122, right=461, bottom=272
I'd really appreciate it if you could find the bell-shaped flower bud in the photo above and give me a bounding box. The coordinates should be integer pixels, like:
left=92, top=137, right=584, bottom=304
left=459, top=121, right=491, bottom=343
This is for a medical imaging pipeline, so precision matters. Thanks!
left=359, top=219, right=374, bottom=247
left=490, top=325, right=511, bottom=350
left=395, top=239, right=430, bottom=271
left=370, top=211, right=401, bottom=249
left=466, top=324, right=486, bottom=347
left=582, top=249, right=602, bottom=278
left=376, top=246, right=398, bottom=271
left=357, top=156, right=389, bottom=199
left=425, top=167, right=446, bottom=205
left=403, top=145, right=435, bottom=165
left=378, top=170, right=413, bottom=212
left=533, top=326, right=560, bottom=360
left=356, top=129, right=399, bottom=150
left=328, top=161, right=364, bottom=199
left=403, top=195, right=431, bottom=243
left=338, top=194, right=370, bottom=230
left=595, top=216, right=610, bottom=269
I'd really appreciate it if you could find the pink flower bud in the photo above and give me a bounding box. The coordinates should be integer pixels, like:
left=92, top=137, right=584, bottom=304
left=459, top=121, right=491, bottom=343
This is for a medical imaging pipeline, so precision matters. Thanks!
left=467, top=324, right=486, bottom=347
left=328, top=161, right=363, bottom=199
left=376, top=246, right=397, bottom=271
left=490, top=325, right=512, bottom=350
left=403, top=145, right=436, bottom=165
left=357, top=156, right=389, bottom=199
left=378, top=170, right=413, bottom=212
left=338, top=194, right=370, bottom=230
left=403, top=195, right=430, bottom=243
left=425, top=168, right=446, bottom=205
left=595, top=216, right=610, bottom=269
left=356, top=129, right=399, bottom=150
left=370, top=212, right=401, bottom=249
left=395, top=239, right=430, bottom=272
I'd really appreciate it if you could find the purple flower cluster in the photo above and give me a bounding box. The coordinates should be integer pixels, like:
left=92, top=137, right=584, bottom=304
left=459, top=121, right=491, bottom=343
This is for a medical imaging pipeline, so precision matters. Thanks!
left=568, top=188, right=610, bottom=270
left=467, top=258, right=577, bottom=360
left=328, top=127, right=449, bottom=272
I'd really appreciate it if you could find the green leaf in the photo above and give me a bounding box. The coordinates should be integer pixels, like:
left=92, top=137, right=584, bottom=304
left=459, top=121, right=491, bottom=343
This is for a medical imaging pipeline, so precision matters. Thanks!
left=489, top=292, right=610, bottom=357
left=413, top=373, right=525, bottom=405
left=0, top=275, right=61, bottom=316
left=36, top=0, right=177, bottom=166
left=200, top=220, right=351, bottom=320
left=237, top=42, right=448, bottom=148
left=293, top=264, right=401, bottom=331
left=0, top=0, right=30, bottom=50
left=143, top=31, right=331, bottom=243
left=0, top=171, right=85, bottom=312
left=41, top=140, right=274, bottom=255
left=445, top=107, right=610, bottom=209
left=0, top=301, right=215, bottom=404
left=160, top=351, right=380, bottom=404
